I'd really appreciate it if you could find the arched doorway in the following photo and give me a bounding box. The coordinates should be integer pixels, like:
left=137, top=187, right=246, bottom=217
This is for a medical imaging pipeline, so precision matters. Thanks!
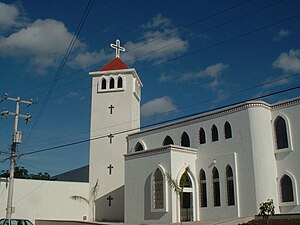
left=180, top=173, right=193, bottom=221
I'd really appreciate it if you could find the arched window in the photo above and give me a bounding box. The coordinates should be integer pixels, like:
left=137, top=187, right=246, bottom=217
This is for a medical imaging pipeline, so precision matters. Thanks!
left=117, top=77, right=123, bottom=88
left=181, top=132, right=190, bottom=147
left=163, top=135, right=174, bottom=146
left=280, top=174, right=294, bottom=202
left=224, top=121, right=232, bottom=139
left=180, top=172, right=192, bottom=188
left=274, top=116, right=288, bottom=149
left=211, top=125, right=219, bottom=142
left=199, top=169, right=207, bottom=207
left=226, top=165, right=235, bottom=206
left=101, top=78, right=107, bottom=89
left=199, top=128, right=206, bottom=144
left=153, top=168, right=164, bottom=209
left=134, top=142, right=144, bottom=152
left=212, top=167, right=221, bottom=206
left=109, top=78, right=115, bottom=89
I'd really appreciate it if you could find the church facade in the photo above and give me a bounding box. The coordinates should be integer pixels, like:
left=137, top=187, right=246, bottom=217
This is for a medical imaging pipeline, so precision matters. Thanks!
left=89, top=40, right=300, bottom=224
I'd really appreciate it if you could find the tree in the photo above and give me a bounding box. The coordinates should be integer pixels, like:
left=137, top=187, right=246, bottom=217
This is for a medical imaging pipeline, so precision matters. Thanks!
left=0, top=166, right=54, bottom=180
left=258, top=199, right=275, bottom=225
left=71, top=179, right=99, bottom=222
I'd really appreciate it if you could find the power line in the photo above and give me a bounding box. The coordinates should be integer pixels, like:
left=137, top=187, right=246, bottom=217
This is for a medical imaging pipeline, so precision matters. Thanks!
left=18, top=83, right=300, bottom=158
left=18, top=0, right=288, bottom=105
left=17, top=72, right=300, bottom=149
left=14, top=0, right=266, bottom=98
left=18, top=0, right=288, bottom=104
left=140, top=12, right=300, bottom=72
left=1, top=0, right=298, bottom=158
left=23, top=0, right=95, bottom=144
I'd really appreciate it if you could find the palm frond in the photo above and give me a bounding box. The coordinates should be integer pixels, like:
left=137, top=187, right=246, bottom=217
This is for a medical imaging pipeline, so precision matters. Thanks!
left=70, top=195, right=89, bottom=205
left=165, top=172, right=182, bottom=195
left=90, top=179, right=99, bottom=199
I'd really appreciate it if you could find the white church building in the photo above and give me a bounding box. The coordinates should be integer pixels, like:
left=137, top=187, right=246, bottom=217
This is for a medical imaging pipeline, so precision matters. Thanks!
left=88, top=40, right=300, bottom=224
left=0, top=40, right=299, bottom=224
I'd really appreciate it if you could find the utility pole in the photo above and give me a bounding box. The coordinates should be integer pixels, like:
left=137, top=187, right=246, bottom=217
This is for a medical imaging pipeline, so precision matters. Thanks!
left=1, top=94, right=32, bottom=219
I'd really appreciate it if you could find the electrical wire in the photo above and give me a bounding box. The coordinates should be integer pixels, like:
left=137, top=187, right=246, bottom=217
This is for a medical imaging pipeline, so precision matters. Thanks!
left=23, top=0, right=95, bottom=144
left=18, top=83, right=300, bottom=158
left=17, top=72, right=300, bottom=149
left=17, top=0, right=291, bottom=105
left=14, top=0, right=275, bottom=99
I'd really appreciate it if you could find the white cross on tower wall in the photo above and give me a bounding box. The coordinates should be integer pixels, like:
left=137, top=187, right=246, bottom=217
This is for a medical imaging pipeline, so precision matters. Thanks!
left=110, top=39, right=125, bottom=58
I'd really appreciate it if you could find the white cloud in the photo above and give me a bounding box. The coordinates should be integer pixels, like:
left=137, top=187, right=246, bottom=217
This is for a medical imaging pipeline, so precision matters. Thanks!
left=141, top=96, right=177, bottom=118
left=142, top=13, right=171, bottom=29
left=159, top=73, right=173, bottom=82
left=181, top=63, right=229, bottom=81
left=123, top=14, right=188, bottom=63
left=263, top=75, right=290, bottom=89
left=273, top=29, right=291, bottom=41
left=0, top=2, right=19, bottom=29
left=200, top=63, right=229, bottom=78
left=69, top=50, right=110, bottom=69
left=273, top=49, right=300, bottom=73
left=0, top=19, right=85, bottom=71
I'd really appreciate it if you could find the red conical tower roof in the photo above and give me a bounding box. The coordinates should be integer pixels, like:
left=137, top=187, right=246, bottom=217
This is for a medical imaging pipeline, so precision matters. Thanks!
left=99, top=57, right=129, bottom=71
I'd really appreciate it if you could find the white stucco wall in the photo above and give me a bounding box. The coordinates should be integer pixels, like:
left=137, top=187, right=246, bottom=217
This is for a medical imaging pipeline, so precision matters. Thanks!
left=272, top=103, right=300, bottom=213
left=89, top=68, right=142, bottom=222
left=124, top=146, right=197, bottom=224
left=125, top=99, right=300, bottom=224
left=0, top=178, right=89, bottom=223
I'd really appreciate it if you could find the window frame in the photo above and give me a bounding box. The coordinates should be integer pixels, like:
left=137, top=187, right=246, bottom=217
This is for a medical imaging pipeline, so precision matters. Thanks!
left=199, top=169, right=207, bottom=207
left=279, top=171, right=298, bottom=206
left=134, top=141, right=145, bottom=152
left=151, top=166, right=168, bottom=212
left=225, top=165, right=235, bottom=206
left=212, top=167, right=221, bottom=207
left=109, top=77, right=115, bottom=89
left=163, top=135, right=174, bottom=146
left=273, top=114, right=293, bottom=154
left=224, top=121, right=232, bottom=139
left=181, top=131, right=191, bottom=147
left=117, top=76, right=123, bottom=88
left=211, top=125, right=219, bottom=142
left=199, top=128, right=206, bottom=144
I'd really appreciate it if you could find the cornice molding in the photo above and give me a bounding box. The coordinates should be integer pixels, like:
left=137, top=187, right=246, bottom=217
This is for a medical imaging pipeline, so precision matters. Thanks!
left=129, top=97, right=300, bottom=138
left=124, top=145, right=197, bottom=160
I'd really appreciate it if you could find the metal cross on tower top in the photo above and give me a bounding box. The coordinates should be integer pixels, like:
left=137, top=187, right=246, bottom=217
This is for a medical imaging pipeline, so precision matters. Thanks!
left=110, top=39, right=125, bottom=58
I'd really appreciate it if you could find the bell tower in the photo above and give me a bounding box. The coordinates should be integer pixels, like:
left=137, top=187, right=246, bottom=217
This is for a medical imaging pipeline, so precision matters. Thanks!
left=89, top=39, right=143, bottom=221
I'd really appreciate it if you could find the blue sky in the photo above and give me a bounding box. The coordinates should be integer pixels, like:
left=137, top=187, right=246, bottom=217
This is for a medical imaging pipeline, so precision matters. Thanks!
left=1, top=0, right=300, bottom=175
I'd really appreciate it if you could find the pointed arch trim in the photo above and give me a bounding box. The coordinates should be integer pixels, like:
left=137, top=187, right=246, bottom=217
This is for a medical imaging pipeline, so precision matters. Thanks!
left=273, top=114, right=293, bottom=153
left=151, top=164, right=169, bottom=212
left=278, top=171, right=298, bottom=206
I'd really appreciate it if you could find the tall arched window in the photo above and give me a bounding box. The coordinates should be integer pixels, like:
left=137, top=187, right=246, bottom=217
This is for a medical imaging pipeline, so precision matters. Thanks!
left=226, top=165, right=235, bottom=206
left=199, top=169, right=207, bottom=207
left=212, top=167, right=221, bottom=206
left=181, top=132, right=190, bottom=147
left=274, top=116, right=288, bottom=149
left=153, top=168, right=164, bottom=209
left=134, top=142, right=144, bottom=152
left=163, top=135, right=174, bottom=146
left=117, top=77, right=123, bottom=88
left=199, top=128, right=206, bottom=144
left=224, top=121, right=232, bottom=139
left=101, top=78, right=107, bottom=89
left=280, top=174, right=294, bottom=202
left=212, top=125, right=219, bottom=142
left=109, top=78, right=115, bottom=89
